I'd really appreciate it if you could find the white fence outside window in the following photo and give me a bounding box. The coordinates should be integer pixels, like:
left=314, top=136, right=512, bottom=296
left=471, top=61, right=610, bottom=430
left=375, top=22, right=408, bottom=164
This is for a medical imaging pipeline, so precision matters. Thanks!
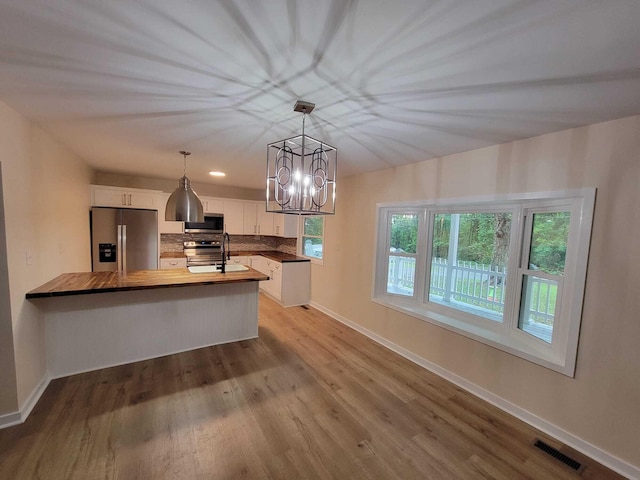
left=387, top=257, right=554, bottom=342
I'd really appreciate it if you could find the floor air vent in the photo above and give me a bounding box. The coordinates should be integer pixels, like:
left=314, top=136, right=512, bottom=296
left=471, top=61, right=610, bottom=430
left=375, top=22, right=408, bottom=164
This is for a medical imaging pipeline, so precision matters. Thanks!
left=534, top=439, right=582, bottom=471
left=300, top=305, right=309, bottom=310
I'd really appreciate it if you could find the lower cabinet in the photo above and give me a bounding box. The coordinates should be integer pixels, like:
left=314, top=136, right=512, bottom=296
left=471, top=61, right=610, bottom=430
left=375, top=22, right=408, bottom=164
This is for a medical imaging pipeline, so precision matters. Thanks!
left=262, top=258, right=282, bottom=299
left=251, top=255, right=268, bottom=278
left=251, top=256, right=310, bottom=307
left=228, top=255, right=251, bottom=267
left=160, top=257, right=187, bottom=269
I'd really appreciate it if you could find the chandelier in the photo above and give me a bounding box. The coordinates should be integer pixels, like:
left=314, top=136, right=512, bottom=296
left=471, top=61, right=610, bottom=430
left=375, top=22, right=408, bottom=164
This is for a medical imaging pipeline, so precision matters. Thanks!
left=266, top=101, right=336, bottom=215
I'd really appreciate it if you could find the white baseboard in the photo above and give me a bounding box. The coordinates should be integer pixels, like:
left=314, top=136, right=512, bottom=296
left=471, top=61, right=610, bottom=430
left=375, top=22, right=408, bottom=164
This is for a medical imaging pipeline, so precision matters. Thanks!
left=0, top=375, right=50, bottom=430
left=310, top=301, right=640, bottom=480
left=0, top=409, right=21, bottom=429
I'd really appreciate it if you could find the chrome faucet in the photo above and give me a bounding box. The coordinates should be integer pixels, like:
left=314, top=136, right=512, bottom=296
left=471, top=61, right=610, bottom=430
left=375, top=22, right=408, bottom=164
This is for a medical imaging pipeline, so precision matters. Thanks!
left=221, top=232, right=231, bottom=273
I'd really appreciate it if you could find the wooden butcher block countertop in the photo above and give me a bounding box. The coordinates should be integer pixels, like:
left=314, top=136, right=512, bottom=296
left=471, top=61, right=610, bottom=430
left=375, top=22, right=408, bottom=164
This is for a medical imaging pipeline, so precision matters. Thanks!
left=26, top=268, right=269, bottom=299
left=231, top=251, right=310, bottom=262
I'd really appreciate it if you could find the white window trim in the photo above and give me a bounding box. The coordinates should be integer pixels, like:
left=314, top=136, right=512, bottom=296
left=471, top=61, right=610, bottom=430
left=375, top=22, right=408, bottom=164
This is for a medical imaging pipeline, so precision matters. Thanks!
left=372, top=189, right=595, bottom=377
left=299, top=216, right=325, bottom=265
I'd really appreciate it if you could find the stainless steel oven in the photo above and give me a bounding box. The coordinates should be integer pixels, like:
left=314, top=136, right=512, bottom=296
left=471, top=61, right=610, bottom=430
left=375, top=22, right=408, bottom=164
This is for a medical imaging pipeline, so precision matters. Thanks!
left=183, top=240, right=223, bottom=266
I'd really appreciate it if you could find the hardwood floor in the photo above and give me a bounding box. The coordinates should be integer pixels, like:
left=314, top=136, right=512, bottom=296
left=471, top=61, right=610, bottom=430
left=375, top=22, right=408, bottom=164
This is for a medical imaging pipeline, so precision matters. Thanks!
left=0, top=294, right=626, bottom=479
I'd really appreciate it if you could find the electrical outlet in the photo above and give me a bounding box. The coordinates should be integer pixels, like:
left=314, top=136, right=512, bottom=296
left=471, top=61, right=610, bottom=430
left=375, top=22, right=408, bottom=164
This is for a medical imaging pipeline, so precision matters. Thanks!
left=25, top=250, right=33, bottom=266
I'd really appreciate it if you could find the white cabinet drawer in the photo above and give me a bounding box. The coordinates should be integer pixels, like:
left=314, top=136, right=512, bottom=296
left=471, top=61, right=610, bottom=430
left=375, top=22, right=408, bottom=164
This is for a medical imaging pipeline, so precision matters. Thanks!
left=160, top=257, right=187, bottom=269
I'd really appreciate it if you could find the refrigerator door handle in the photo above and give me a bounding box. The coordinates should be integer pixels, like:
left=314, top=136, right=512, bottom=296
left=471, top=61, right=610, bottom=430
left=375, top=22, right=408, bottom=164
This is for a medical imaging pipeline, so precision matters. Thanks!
left=122, top=224, right=127, bottom=275
left=117, top=224, right=123, bottom=273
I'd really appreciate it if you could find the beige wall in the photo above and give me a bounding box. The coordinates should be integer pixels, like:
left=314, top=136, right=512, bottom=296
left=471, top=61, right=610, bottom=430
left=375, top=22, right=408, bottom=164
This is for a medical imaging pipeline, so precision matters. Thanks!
left=0, top=165, right=18, bottom=414
left=0, top=100, right=92, bottom=414
left=94, top=171, right=264, bottom=201
left=313, top=115, right=640, bottom=468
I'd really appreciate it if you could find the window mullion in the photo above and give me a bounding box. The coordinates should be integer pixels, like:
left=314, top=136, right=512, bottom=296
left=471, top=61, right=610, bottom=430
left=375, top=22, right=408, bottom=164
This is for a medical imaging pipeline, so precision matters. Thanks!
left=412, top=208, right=428, bottom=303
left=505, top=206, right=528, bottom=336
left=422, top=208, right=435, bottom=305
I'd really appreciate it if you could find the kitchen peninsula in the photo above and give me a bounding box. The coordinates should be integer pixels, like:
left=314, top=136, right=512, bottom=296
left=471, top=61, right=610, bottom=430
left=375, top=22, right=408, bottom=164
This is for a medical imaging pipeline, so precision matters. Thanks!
left=27, top=268, right=268, bottom=379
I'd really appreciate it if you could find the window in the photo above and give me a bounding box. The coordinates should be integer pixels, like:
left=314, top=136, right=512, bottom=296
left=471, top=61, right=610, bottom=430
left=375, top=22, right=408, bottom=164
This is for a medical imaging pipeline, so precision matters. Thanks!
left=517, top=211, right=570, bottom=343
left=301, top=216, right=324, bottom=260
left=428, top=211, right=513, bottom=323
left=373, top=190, right=595, bottom=376
left=386, top=212, right=420, bottom=297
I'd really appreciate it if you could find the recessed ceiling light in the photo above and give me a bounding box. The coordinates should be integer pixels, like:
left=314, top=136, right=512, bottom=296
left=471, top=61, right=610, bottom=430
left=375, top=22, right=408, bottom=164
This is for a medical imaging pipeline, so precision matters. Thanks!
left=209, top=171, right=226, bottom=177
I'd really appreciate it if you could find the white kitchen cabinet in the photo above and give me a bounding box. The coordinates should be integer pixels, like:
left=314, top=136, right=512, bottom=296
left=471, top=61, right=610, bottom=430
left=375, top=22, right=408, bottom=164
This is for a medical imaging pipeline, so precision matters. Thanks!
left=250, top=255, right=269, bottom=291
left=263, top=259, right=282, bottom=299
left=157, top=193, right=184, bottom=234
left=93, top=184, right=296, bottom=238
left=251, top=256, right=310, bottom=307
left=257, top=205, right=274, bottom=236
left=243, top=202, right=256, bottom=235
left=273, top=214, right=299, bottom=237
left=91, top=185, right=158, bottom=209
left=201, top=196, right=224, bottom=214
left=257, top=257, right=278, bottom=298
left=223, top=200, right=244, bottom=234
left=280, top=261, right=310, bottom=306
left=251, top=255, right=268, bottom=275
left=244, top=201, right=274, bottom=236
left=228, top=256, right=251, bottom=267
left=160, top=257, right=187, bottom=269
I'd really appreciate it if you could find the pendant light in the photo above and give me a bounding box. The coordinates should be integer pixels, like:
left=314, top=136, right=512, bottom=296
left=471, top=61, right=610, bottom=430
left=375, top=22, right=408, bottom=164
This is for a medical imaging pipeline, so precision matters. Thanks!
left=165, top=151, right=204, bottom=222
left=266, top=101, right=337, bottom=215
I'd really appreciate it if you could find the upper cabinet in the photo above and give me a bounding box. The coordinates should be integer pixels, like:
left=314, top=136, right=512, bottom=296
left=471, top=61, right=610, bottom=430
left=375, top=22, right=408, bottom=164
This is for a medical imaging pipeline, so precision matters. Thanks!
left=157, top=192, right=184, bottom=234
left=201, top=196, right=224, bottom=214
left=273, top=214, right=299, bottom=238
left=223, top=200, right=244, bottom=234
left=92, top=185, right=295, bottom=239
left=256, top=204, right=274, bottom=236
left=244, top=201, right=274, bottom=236
left=91, top=185, right=158, bottom=209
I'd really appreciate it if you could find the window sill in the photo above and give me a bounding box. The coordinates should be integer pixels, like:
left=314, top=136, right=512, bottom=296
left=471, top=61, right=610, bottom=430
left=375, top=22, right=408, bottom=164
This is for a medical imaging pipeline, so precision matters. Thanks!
left=372, top=296, right=573, bottom=376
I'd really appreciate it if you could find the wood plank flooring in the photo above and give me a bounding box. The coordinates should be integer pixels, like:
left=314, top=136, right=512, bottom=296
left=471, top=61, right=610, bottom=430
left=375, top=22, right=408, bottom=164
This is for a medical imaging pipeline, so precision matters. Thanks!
left=0, top=294, right=626, bottom=479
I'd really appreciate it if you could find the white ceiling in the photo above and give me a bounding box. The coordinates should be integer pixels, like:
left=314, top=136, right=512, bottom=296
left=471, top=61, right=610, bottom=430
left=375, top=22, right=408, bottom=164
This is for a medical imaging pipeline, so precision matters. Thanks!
left=1, top=1, right=639, bottom=190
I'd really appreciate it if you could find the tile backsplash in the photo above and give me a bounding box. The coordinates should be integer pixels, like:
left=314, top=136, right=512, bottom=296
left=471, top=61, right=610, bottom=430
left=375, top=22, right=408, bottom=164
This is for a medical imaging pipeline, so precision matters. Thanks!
left=161, top=234, right=297, bottom=255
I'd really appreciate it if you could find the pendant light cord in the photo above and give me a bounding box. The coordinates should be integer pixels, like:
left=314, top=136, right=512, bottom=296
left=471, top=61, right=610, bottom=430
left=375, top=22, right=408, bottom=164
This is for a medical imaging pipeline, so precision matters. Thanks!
left=179, top=150, right=191, bottom=178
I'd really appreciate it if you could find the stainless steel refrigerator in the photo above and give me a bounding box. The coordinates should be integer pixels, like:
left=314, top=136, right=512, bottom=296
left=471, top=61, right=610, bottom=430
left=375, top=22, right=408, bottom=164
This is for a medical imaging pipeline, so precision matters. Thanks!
left=91, top=207, right=158, bottom=272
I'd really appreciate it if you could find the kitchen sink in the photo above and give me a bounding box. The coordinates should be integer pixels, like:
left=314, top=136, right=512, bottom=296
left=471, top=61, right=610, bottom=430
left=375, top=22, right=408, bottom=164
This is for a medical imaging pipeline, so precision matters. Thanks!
left=188, top=264, right=248, bottom=273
